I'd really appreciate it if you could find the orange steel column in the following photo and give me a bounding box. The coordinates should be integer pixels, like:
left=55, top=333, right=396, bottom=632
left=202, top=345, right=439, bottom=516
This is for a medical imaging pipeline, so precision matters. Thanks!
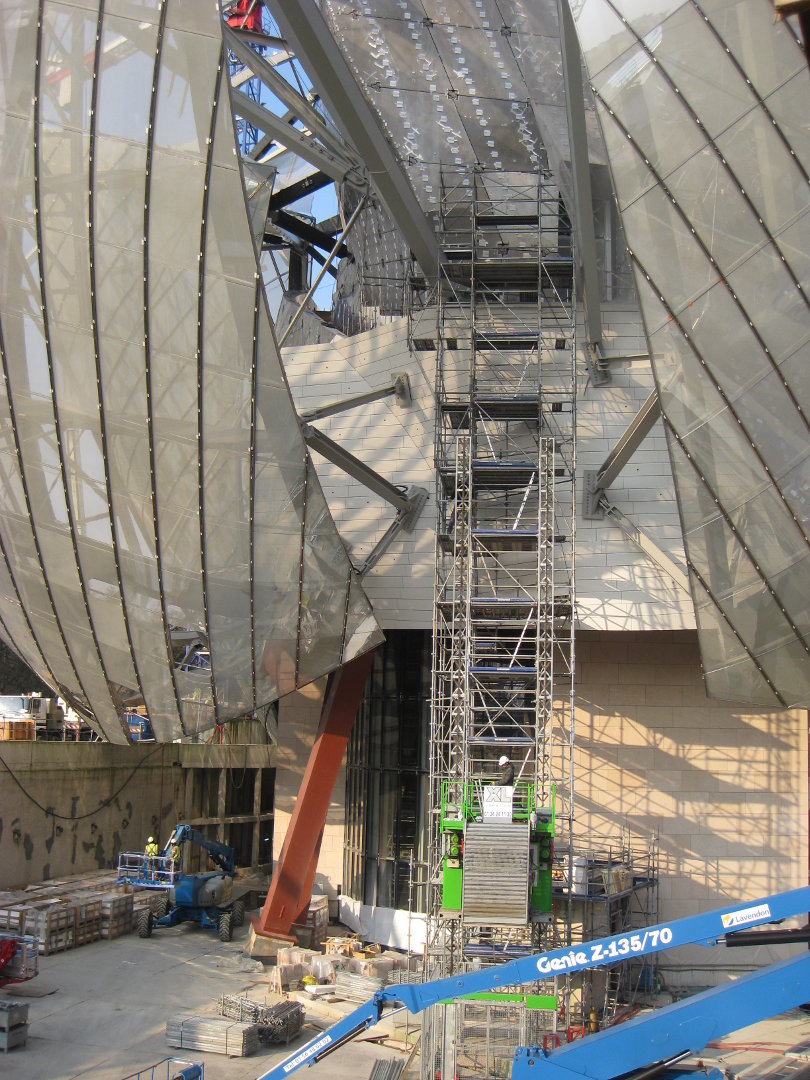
left=255, top=649, right=375, bottom=938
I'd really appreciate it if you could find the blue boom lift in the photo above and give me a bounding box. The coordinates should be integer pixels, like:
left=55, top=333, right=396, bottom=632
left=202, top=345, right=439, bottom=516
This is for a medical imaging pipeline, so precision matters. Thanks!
left=117, top=824, right=245, bottom=942
left=254, top=886, right=810, bottom=1080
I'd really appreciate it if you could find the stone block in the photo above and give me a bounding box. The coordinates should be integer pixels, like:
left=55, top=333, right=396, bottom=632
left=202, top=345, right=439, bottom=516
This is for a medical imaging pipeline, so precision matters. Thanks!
left=243, top=924, right=294, bottom=960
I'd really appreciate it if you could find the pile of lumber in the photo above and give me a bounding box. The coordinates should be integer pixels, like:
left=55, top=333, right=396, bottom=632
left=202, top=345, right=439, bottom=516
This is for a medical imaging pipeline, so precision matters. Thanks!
left=166, top=1015, right=259, bottom=1057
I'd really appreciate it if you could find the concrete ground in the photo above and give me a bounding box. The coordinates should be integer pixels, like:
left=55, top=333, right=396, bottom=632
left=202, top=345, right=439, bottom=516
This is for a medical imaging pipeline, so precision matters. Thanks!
left=3, top=916, right=810, bottom=1080
left=0, top=915, right=412, bottom=1080
left=695, top=1009, right=810, bottom=1080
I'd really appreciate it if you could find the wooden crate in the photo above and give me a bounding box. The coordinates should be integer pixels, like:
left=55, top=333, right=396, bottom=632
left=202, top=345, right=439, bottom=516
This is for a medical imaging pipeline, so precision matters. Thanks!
left=0, top=906, right=30, bottom=935
left=27, top=900, right=75, bottom=955
left=70, top=896, right=103, bottom=946
left=0, top=718, right=34, bottom=741
left=100, top=892, right=133, bottom=939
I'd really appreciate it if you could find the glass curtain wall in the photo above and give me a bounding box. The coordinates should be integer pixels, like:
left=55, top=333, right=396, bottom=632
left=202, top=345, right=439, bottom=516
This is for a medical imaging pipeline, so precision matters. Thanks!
left=0, top=0, right=382, bottom=742
left=571, top=0, right=810, bottom=706
left=344, top=630, right=430, bottom=914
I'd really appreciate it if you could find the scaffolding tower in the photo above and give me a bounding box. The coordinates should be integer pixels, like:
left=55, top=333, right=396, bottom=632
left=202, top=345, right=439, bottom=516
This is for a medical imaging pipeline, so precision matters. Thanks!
left=412, top=168, right=577, bottom=1079
left=559, top=831, right=661, bottom=1032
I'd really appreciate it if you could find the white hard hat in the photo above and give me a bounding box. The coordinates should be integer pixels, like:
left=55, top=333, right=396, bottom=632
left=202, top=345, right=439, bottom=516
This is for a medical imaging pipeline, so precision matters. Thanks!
left=498, top=755, right=509, bottom=766
left=147, top=836, right=154, bottom=843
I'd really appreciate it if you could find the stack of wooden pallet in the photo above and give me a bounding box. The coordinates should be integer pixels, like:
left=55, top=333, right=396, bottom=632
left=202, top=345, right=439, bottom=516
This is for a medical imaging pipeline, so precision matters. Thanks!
left=166, top=1015, right=260, bottom=1057
left=26, top=900, right=74, bottom=955
left=0, top=873, right=145, bottom=952
left=291, top=893, right=329, bottom=949
left=0, top=904, right=30, bottom=936
left=0, top=717, right=34, bottom=741
left=100, top=890, right=133, bottom=939
left=71, top=895, right=103, bottom=947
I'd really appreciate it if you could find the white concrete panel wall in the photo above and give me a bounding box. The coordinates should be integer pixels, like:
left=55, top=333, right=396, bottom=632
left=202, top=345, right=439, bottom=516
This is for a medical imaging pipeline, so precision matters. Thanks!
left=577, top=304, right=694, bottom=632
left=283, top=320, right=435, bottom=630
left=283, top=303, right=695, bottom=634
left=571, top=630, right=808, bottom=986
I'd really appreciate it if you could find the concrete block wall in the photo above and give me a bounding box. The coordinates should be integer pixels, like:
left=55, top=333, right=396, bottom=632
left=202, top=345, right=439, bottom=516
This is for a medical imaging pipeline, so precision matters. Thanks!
left=0, top=743, right=184, bottom=888
left=0, top=742, right=274, bottom=889
left=566, top=629, right=808, bottom=983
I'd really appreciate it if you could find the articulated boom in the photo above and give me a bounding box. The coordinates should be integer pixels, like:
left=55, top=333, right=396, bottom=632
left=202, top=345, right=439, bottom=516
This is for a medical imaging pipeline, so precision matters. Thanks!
left=164, top=825, right=235, bottom=876
left=255, top=886, right=810, bottom=1080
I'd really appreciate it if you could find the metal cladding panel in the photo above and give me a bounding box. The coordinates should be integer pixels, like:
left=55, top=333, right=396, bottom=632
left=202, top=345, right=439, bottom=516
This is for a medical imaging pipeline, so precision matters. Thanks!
left=572, top=0, right=810, bottom=707
left=318, top=0, right=605, bottom=220
left=462, top=821, right=529, bottom=926
left=0, top=0, right=382, bottom=742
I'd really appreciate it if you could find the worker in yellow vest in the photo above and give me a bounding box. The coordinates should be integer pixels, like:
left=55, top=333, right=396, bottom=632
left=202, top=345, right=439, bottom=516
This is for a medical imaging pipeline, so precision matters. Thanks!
left=144, top=835, right=159, bottom=880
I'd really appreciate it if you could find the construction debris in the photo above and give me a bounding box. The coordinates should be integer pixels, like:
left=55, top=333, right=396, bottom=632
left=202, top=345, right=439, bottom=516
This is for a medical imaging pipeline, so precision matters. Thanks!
left=335, top=971, right=386, bottom=1002
left=166, top=1015, right=260, bottom=1057
left=219, top=995, right=304, bottom=1044
left=326, top=935, right=382, bottom=959
left=368, top=1061, right=405, bottom=1080
left=0, top=869, right=424, bottom=1026
left=268, top=963, right=306, bottom=994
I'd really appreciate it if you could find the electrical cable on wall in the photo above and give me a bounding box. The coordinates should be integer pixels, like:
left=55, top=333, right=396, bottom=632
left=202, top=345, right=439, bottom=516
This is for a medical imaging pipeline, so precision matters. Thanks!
left=0, top=741, right=167, bottom=821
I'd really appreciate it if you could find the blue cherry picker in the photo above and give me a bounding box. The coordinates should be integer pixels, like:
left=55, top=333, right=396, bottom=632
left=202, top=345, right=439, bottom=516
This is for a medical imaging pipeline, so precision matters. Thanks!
left=255, top=885, right=810, bottom=1080
left=118, top=824, right=245, bottom=941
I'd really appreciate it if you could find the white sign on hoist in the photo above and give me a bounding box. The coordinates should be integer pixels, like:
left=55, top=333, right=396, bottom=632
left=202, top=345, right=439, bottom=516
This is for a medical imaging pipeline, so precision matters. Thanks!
left=482, top=785, right=513, bottom=820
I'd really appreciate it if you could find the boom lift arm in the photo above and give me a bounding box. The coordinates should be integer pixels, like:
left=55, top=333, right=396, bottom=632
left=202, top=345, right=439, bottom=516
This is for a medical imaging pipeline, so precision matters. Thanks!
left=513, top=952, right=810, bottom=1080
left=163, top=825, right=235, bottom=876
left=255, top=885, right=810, bottom=1080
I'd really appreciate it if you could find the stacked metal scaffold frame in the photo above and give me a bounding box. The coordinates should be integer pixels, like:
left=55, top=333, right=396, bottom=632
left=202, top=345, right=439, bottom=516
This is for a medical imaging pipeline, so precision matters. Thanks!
left=411, top=168, right=577, bottom=1080
left=565, top=832, right=661, bottom=1031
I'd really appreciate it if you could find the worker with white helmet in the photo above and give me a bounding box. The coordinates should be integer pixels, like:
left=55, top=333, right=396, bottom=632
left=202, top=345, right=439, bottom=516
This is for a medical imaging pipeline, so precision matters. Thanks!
left=144, top=835, right=159, bottom=880
left=497, top=754, right=515, bottom=786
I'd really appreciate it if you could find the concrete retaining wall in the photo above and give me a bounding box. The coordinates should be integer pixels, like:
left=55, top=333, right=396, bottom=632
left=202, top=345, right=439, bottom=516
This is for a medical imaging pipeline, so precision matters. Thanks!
left=0, top=741, right=275, bottom=889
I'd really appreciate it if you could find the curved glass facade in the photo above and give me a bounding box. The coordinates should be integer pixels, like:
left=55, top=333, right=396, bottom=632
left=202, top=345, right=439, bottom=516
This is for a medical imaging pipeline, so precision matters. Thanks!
left=572, top=0, right=810, bottom=706
left=0, top=0, right=382, bottom=742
